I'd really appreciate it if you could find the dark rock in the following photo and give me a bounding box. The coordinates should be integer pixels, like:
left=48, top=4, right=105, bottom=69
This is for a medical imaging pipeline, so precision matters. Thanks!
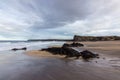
left=21, top=47, right=27, bottom=50
left=80, top=50, right=99, bottom=59
left=41, top=47, right=63, bottom=55
left=62, top=47, right=81, bottom=58
left=41, top=47, right=99, bottom=59
left=11, top=48, right=18, bottom=51
left=62, top=42, right=84, bottom=48
left=40, top=43, right=99, bottom=60
left=11, top=47, right=27, bottom=51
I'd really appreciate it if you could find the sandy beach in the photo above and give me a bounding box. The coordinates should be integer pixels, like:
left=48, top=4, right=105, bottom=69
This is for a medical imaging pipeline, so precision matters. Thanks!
left=0, top=41, right=120, bottom=80
left=24, top=41, right=120, bottom=80
left=27, top=50, right=65, bottom=58
left=82, top=41, right=120, bottom=58
left=27, top=41, right=120, bottom=58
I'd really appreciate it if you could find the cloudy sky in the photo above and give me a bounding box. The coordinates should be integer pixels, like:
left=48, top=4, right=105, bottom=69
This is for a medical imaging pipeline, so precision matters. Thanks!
left=0, top=0, right=120, bottom=40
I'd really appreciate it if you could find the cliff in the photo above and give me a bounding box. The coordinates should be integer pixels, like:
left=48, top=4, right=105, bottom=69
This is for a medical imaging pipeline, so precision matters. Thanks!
left=73, top=35, right=120, bottom=41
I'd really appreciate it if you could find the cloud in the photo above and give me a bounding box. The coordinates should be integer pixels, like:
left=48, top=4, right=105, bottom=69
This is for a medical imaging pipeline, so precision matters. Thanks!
left=0, top=0, right=120, bottom=40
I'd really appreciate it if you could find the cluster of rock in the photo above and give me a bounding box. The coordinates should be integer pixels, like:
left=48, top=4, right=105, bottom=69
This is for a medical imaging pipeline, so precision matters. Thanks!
left=74, top=35, right=120, bottom=41
left=41, top=43, right=99, bottom=59
left=80, top=50, right=99, bottom=59
left=62, top=42, right=84, bottom=47
left=11, top=47, right=27, bottom=51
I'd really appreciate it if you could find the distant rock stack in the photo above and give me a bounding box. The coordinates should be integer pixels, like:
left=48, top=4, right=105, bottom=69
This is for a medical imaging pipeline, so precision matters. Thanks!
left=73, top=35, right=120, bottom=41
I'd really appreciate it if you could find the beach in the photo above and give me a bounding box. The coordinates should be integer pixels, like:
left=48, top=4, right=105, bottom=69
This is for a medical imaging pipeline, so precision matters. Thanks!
left=25, top=41, right=120, bottom=80
left=27, top=41, right=120, bottom=58
left=82, top=41, right=120, bottom=58
left=27, top=50, right=65, bottom=58
left=0, top=41, right=120, bottom=80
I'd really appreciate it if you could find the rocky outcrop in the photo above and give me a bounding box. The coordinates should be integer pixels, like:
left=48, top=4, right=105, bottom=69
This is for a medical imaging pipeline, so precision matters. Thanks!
left=11, top=47, right=27, bottom=51
left=62, top=42, right=84, bottom=48
left=41, top=43, right=99, bottom=59
left=41, top=47, right=63, bottom=55
left=41, top=47, right=99, bottom=59
left=74, top=35, right=120, bottom=41
left=81, top=50, right=99, bottom=59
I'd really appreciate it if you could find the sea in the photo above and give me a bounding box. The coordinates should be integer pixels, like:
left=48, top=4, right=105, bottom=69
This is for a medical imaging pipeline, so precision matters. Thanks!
left=0, top=41, right=65, bottom=52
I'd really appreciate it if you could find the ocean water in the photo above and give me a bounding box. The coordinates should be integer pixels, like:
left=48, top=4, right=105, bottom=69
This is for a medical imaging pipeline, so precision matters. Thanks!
left=0, top=41, right=65, bottom=52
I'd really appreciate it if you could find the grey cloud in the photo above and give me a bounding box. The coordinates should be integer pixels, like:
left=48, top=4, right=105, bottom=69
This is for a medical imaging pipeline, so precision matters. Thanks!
left=27, top=0, right=91, bottom=29
left=0, top=0, right=93, bottom=30
left=0, top=0, right=120, bottom=40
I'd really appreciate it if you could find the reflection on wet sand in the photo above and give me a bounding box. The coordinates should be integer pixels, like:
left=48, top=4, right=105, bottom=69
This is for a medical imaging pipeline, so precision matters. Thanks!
left=0, top=41, right=120, bottom=80
left=0, top=51, right=120, bottom=80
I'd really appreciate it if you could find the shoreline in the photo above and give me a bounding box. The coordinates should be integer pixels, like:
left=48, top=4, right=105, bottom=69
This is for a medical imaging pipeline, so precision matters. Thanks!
left=25, top=41, right=120, bottom=71
left=25, top=41, right=120, bottom=72
left=26, top=41, right=120, bottom=58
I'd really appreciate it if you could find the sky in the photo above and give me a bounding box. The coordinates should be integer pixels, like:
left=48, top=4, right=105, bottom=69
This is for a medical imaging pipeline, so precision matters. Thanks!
left=0, top=0, right=120, bottom=40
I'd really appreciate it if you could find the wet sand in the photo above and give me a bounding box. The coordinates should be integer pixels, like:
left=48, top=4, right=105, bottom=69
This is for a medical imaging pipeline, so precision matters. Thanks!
left=81, top=41, right=120, bottom=58
left=27, top=50, right=65, bottom=58
left=0, top=53, right=120, bottom=80
left=0, top=41, right=120, bottom=80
